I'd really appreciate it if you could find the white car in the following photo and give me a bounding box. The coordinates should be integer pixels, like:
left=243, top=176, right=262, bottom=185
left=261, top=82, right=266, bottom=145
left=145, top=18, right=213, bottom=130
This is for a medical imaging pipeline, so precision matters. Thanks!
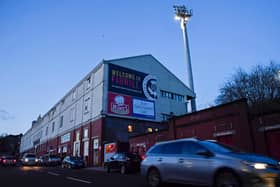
left=21, top=153, right=38, bottom=166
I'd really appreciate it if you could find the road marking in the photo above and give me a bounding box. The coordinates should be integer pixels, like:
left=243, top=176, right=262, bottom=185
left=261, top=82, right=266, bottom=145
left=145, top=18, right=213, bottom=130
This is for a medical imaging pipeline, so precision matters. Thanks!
left=66, top=177, right=92, bottom=184
left=47, top=172, right=60, bottom=176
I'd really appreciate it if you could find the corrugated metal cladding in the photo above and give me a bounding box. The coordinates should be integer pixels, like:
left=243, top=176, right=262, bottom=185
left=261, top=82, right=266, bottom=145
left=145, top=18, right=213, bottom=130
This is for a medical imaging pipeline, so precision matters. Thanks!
left=20, top=55, right=194, bottom=166
left=129, top=99, right=280, bottom=161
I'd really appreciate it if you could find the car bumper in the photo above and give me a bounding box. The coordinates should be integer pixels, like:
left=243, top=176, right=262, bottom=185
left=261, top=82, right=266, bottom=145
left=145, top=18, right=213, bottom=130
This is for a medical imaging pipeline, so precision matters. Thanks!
left=22, top=161, right=37, bottom=166
left=240, top=170, right=280, bottom=187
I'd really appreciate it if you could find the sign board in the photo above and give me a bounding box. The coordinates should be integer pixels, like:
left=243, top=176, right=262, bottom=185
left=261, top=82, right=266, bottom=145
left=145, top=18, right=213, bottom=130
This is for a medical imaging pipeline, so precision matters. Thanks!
left=108, top=64, right=157, bottom=100
left=132, top=98, right=155, bottom=119
left=61, top=133, right=70, bottom=144
left=108, top=92, right=132, bottom=116
left=104, top=142, right=117, bottom=162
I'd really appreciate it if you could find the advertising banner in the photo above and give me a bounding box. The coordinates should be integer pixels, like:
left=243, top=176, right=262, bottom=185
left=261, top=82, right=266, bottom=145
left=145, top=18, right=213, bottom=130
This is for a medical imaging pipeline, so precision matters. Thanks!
left=108, top=63, right=157, bottom=100
left=108, top=92, right=132, bottom=116
left=104, top=142, right=117, bottom=162
left=133, top=98, right=155, bottom=119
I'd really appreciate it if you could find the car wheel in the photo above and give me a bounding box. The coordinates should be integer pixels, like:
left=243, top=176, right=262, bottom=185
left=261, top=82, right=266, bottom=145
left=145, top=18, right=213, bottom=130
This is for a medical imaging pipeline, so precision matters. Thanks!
left=215, top=170, right=241, bottom=187
left=120, top=165, right=126, bottom=175
left=147, top=168, right=161, bottom=187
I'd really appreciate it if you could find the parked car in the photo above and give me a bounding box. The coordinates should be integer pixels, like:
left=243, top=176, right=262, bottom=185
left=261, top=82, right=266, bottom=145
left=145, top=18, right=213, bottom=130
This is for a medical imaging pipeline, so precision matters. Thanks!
left=46, top=155, right=61, bottom=166
left=61, top=156, right=85, bottom=169
left=141, top=138, right=280, bottom=187
left=21, top=153, right=38, bottom=166
left=37, top=155, right=48, bottom=166
left=0, top=156, right=17, bottom=166
left=105, top=152, right=142, bottom=174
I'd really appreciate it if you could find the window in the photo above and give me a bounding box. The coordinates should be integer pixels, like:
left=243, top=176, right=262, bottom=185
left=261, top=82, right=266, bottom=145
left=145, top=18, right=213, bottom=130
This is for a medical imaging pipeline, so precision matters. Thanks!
left=52, top=122, right=55, bottom=132
left=160, top=90, right=185, bottom=102
left=76, top=132, right=80, bottom=141
left=147, top=128, right=153, bottom=133
left=182, top=142, right=208, bottom=155
left=149, top=144, right=165, bottom=154
left=161, top=142, right=183, bottom=154
left=84, top=97, right=90, bottom=114
left=59, top=116, right=64, bottom=128
left=128, top=124, right=134, bottom=133
left=70, top=108, right=75, bottom=122
left=86, top=76, right=91, bottom=89
left=162, top=113, right=171, bottom=121
left=72, top=90, right=77, bottom=100
left=84, top=128, right=88, bottom=138
left=45, top=126, right=48, bottom=136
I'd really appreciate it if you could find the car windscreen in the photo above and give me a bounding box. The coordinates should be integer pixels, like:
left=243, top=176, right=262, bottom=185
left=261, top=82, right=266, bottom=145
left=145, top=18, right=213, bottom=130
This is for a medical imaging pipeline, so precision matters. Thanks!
left=200, top=141, right=243, bottom=153
left=26, top=154, right=36, bottom=158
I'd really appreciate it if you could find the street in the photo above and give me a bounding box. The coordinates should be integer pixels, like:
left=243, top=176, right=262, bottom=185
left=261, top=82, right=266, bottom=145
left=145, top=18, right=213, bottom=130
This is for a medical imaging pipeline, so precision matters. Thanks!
left=0, top=166, right=200, bottom=187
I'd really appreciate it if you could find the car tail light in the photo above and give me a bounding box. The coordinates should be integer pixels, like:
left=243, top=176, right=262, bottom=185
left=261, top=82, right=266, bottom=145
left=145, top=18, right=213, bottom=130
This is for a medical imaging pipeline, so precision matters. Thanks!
left=141, top=155, right=147, bottom=160
left=13, top=160, right=16, bottom=163
left=3, top=159, right=7, bottom=163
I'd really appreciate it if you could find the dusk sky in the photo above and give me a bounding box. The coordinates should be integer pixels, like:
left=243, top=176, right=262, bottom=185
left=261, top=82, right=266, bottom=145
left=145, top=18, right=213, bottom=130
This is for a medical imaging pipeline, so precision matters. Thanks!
left=1, top=0, right=279, bottom=135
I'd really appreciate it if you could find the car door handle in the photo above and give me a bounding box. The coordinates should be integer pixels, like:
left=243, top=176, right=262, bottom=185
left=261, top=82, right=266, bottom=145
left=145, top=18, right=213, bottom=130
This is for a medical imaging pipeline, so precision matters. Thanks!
left=157, top=158, right=162, bottom=162
left=178, top=158, right=184, bottom=163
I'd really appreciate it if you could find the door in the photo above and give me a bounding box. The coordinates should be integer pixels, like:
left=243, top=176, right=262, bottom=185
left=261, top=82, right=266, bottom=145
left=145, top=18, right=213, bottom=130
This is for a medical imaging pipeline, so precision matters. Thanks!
left=180, top=141, right=213, bottom=185
left=159, top=142, right=185, bottom=182
left=93, top=149, right=99, bottom=165
left=73, top=142, right=80, bottom=156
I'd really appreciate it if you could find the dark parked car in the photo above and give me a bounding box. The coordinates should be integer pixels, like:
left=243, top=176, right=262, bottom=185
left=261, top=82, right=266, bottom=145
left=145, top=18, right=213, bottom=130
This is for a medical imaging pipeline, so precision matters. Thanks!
left=141, top=138, right=280, bottom=187
left=37, top=155, right=48, bottom=166
left=46, top=155, right=61, bottom=166
left=105, top=152, right=142, bottom=174
left=0, top=156, right=17, bottom=166
left=61, top=156, right=85, bottom=169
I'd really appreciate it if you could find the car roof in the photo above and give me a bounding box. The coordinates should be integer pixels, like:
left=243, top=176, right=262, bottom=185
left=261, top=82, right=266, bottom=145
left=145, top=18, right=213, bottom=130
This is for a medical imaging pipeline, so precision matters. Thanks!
left=154, top=137, right=199, bottom=146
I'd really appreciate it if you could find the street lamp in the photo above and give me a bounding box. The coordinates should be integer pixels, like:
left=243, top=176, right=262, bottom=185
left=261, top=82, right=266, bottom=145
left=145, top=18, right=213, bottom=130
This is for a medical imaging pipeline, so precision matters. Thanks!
left=174, top=5, right=196, bottom=112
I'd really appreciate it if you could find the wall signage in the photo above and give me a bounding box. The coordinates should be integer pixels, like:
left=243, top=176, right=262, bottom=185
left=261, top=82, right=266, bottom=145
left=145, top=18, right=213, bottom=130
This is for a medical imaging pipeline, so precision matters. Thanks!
left=108, top=92, right=132, bottom=116
left=133, top=98, right=155, bottom=119
left=61, top=133, right=70, bottom=144
left=108, top=64, right=157, bottom=100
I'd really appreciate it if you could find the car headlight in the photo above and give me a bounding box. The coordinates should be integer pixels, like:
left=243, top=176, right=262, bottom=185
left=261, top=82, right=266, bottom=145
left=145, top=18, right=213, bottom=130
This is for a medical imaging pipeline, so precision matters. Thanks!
left=243, top=161, right=267, bottom=170
left=35, top=158, right=39, bottom=162
left=25, top=158, right=29, bottom=162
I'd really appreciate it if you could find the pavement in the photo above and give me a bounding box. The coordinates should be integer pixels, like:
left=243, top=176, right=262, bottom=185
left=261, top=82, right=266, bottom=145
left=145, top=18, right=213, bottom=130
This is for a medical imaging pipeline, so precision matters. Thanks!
left=85, top=166, right=106, bottom=172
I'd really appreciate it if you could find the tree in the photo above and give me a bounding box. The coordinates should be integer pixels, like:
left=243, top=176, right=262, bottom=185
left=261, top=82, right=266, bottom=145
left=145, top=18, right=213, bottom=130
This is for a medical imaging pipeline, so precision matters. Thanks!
left=216, top=62, right=280, bottom=112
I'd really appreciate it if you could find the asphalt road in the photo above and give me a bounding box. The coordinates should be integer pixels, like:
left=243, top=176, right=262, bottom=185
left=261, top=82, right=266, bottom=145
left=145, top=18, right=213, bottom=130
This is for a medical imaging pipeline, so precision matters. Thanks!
left=0, top=166, right=200, bottom=187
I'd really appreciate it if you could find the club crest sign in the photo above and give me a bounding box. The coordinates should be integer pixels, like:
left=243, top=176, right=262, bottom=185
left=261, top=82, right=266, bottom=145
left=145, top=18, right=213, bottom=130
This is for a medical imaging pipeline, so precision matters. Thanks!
left=143, top=75, right=157, bottom=100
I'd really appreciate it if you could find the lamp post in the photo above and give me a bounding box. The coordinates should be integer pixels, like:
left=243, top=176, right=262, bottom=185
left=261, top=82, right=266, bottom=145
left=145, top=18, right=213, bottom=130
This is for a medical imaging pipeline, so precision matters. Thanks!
left=174, top=5, right=196, bottom=112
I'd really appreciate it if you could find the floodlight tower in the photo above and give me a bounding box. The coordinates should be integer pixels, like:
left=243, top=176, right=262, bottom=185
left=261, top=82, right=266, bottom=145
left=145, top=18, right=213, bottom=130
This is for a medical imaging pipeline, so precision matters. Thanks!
left=174, top=5, right=196, bottom=112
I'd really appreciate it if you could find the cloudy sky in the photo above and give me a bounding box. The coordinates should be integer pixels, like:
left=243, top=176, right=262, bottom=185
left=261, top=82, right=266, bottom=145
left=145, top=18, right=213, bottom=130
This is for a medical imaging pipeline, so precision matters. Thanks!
left=0, top=0, right=279, bottom=134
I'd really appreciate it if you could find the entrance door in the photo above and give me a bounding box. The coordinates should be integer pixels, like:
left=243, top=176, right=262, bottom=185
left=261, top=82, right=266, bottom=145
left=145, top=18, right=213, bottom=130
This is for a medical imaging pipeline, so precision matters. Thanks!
left=266, top=130, right=280, bottom=161
left=73, top=142, right=80, bottom=156
left=93, top=138, right=99, bottom=165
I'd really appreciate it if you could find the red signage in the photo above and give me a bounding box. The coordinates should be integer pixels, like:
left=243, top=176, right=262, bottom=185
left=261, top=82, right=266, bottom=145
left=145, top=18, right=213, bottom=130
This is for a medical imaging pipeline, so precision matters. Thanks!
left=108, top=92, right=132, bottom=116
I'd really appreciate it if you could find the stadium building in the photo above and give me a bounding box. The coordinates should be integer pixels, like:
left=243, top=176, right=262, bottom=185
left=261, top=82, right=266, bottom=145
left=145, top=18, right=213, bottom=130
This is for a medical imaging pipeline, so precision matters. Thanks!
left=20, top=55, right=195, bottom=166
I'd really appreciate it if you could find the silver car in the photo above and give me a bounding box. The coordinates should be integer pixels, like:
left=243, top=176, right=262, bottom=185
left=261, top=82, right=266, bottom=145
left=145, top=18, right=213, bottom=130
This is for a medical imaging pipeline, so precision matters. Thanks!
left=21, top=153, right=38, bottom=166
left=141, top=138, right=280, bottom=187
